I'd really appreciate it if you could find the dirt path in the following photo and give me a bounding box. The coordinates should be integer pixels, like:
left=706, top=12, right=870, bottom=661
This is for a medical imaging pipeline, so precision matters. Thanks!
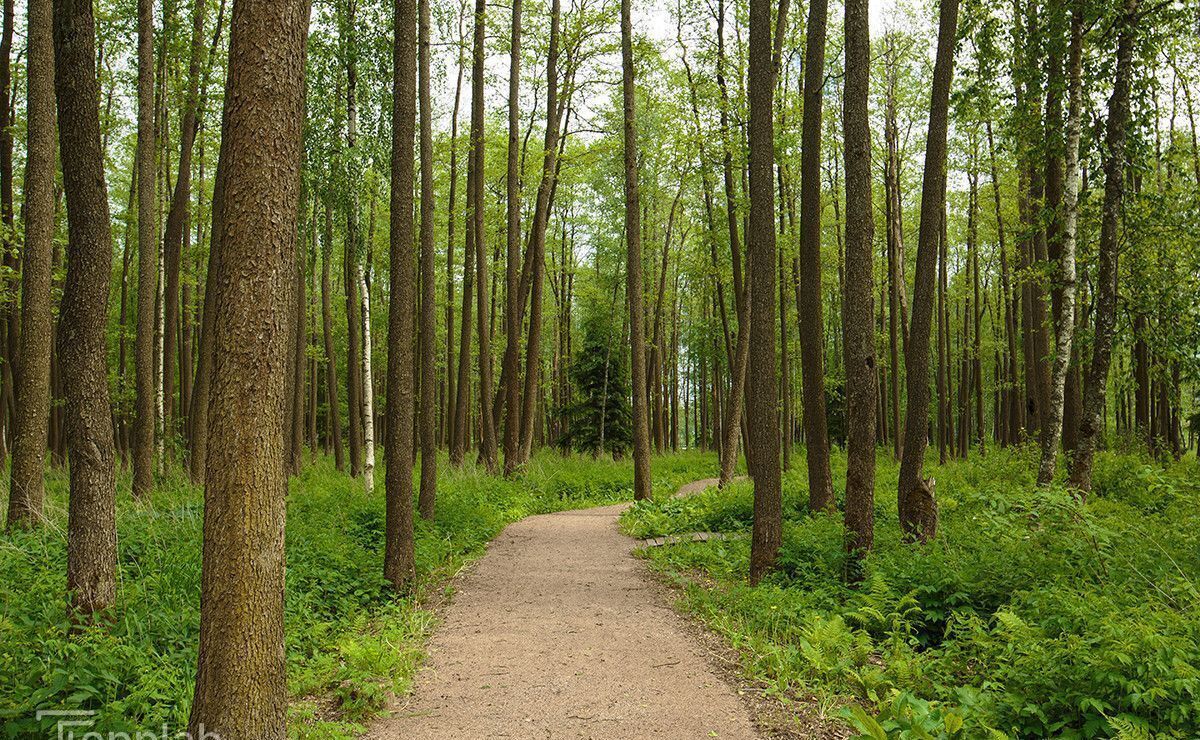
left=367, top=488, right=760, bottom=739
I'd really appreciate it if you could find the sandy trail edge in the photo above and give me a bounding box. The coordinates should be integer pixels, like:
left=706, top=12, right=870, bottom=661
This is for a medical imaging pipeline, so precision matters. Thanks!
left=365, top=481, right=759, bottom=739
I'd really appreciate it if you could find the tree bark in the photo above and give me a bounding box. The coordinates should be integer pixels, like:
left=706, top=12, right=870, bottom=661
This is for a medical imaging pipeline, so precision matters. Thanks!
left=132, top=0, right=157, bottom=498
left=385, top=0, right=417, bottom=590
left=160, top=0, right=207, bottom=454
left=54, top=0, right=118, bottom=616
left=842, top=0, right=878, bottom=573
left=747, top=0, right=783, bottom=583
left=6, top=0, right=55, bottom=528
left=320, top=206, right=344, bottom=469
left=517, top=0, right=563, bottom=465
left=1037, top=7, right=1082, bottom=485
left=797, top=0, right=834, bottom=513
left=187, top=2, right=307, bottom=734
left=896, top=0, right=959, bottom=543
left=1069, top=0, right=1137, bottom=495
left=500, top=0, right=523, bottom=475
left=621, top=0, right=651, bottom=501
left=417, top=0, right=437, bottom=517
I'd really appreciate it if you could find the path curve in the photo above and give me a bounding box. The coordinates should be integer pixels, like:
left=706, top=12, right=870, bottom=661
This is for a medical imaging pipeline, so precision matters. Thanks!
left=367, top=485, right=759, bottom=739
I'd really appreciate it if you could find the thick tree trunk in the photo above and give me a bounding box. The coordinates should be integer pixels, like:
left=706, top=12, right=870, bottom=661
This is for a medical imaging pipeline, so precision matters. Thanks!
left=746, top=0, right=783, bottom=584
left=842, top=0, right=878, bottom=571
left=385, top=0, right=417, bottom=590
left=1070, top=0, right=1137, bottom=494
left=6, top=0, right=55, bottom=529
left=896, top=0, right=959, bottom=543
left=54, top=0, right=118, bottom=616
left=187, top=2, right=307, bottom=734
left=132, top=0, right=157, bottom=498
left=620, top=0, right=651, bottom=501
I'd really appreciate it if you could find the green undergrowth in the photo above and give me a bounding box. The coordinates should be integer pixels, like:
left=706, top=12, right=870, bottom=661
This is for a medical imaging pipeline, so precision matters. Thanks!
left=622, top=447, right=1200, bottom=739
left=0, top=449, right=716, bottom=738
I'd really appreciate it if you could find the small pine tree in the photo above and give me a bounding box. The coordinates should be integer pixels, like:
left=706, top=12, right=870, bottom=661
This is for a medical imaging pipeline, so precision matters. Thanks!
left=561, top=307, right=633, bottom=456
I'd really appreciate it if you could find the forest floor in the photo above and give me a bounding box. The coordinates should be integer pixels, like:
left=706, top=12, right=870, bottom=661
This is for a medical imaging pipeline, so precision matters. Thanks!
left=367, top=479, right=767, bottom=739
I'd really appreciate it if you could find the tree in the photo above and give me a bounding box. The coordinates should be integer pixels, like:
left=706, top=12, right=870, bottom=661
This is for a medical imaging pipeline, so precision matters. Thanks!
left=1037, top=6, right=1082, bottom=486
left=797, top=0, right=834, bottom=513
left=186, top=0, right=309, bottom=734
left=385, top=0, right=417, bottom=590
left=518, top=0, right=564, bottom=466
left=53, top=0, right=118, bottom=616
left=472, top=0, right=498, bottom=472
left=417, top=0, right=437, bottom=518
left=841, top=0, right=878, bottom=570
left=896, top=0, right=960, bottom=543
left=1069, top=0, right=1138, bottom=495
left=162, top=0, right=208, bottom=454
left=746, top=0, right=784, bottom=584
left=501, top=0, right=523, bottom=476
left=6, top=0, right=54, bottom=528
left=620, top=0, right=651, bottom=501
left=132, top=0, right=156, bottom=498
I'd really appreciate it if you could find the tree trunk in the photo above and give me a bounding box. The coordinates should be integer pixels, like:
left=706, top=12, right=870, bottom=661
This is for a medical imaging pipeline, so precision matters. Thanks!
left=320, top=206, right=343, bottom=469
left=132, top=0, right=157, bottom=498
left=1037, top=7, right=1082, bottom=485
left=518, top=0, right=563, bottom=465
left=344, top=11, right=363, bottom=479
left=160, top=0, right=207, bottom=456
left=6, top=0, right=55, bottom=529
left=359, top=268, right=375, bottom=490
left=54, top=0, right=118, bottom=616
left=1069, top=0, right=1137, bottom=494
left=796, top=0, right=834, bottom=513
left=417, top=0, right=437, bottom=517
left=444, top=2, right=464, bottom=447
left=385, top=0, right=417, bottom=590
left=187, top=2, right=307, bottom=734
left=747, top=0, right=783, bottom=583
left=842, top=0, right=879, bottom=572
left=896, top=0, right=959, bottom=543
left=500, top=0, right=523, bottom=476
left=289, top=235, right=306, bottom=476
left=621, top=0, right=651, bottom=501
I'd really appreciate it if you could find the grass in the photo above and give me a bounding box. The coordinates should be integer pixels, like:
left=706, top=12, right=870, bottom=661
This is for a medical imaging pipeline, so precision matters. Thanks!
left=621, top=446, right=1200, bottom=738
left=0, top=448, right=717, bottom=738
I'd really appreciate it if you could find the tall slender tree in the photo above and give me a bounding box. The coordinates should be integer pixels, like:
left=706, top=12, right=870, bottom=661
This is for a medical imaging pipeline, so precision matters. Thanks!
left=132, top=0, right=157, bottom=498
left=6, top=0, right=55, bottom=529
left=621, top=0, right=651, bottom=501
left=417, top=0, right=438, bottom=518
left=1037, top=6, right=1083, bottom=486
left=501, top=0, right=524, bottom=476
left=896, top=0, right=960, bottom=543
left=1069, top=0, right=1138, bottom=494
left=797, top=0, right=834, bottom=513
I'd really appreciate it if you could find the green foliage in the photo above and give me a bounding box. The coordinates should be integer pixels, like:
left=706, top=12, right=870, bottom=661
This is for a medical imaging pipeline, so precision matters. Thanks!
left=623, top=447, right=1200, bottom=738
left=0, top=451, right=716, bottom=737
left=560, top=303, right=633, bottom=456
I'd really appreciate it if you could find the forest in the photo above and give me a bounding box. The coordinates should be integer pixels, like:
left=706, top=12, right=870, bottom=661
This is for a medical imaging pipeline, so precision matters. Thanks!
left=2, top=0, right=1200, bottom=736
